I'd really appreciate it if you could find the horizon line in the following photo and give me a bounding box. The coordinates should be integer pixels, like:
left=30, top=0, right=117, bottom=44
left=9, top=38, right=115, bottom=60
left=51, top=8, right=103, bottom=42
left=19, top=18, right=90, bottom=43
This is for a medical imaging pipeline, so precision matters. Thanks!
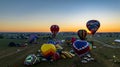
left=0, top=31, right=120, bottom=33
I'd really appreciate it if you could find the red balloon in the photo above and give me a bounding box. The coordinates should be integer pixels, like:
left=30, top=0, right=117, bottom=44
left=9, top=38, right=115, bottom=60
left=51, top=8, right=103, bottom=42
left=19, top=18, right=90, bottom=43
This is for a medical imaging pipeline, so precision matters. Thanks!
left=71, top=37, right=76, bottom=44
left=50, top=25, right=59, bottom=38
left=53, top=52, right=60, bottom=61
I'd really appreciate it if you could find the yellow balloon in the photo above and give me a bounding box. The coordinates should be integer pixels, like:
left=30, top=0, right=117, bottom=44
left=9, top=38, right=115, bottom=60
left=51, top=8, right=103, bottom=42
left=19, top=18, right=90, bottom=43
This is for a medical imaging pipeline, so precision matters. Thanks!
left=41, top=44, right=56, bottom=57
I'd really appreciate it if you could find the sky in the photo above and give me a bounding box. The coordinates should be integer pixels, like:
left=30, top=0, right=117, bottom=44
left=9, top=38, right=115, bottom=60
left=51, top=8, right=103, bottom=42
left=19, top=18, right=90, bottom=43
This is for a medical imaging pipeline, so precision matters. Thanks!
left=0, top=0, right=120, bottom=32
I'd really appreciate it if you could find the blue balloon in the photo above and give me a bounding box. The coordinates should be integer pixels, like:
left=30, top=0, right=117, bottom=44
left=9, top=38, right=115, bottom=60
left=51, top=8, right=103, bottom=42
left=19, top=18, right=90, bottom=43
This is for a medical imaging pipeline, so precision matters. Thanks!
left=74, top=40, right=88, bottom=49
left=86, top=20, right=100, bottom=35
left=72, top=40, right=90, bottom=57
left=47, top=40, right=56, bottom=45
left=29, top=34, right=38, bottom=43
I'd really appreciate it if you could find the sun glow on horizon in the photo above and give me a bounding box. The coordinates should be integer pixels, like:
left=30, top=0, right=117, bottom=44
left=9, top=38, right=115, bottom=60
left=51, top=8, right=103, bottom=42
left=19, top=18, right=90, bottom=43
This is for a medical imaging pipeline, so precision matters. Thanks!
left=0, top=0, right=120, bottom=32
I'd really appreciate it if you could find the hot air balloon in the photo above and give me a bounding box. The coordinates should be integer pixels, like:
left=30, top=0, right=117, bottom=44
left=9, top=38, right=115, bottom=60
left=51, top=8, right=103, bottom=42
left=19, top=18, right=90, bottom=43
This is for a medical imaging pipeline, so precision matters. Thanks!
left=50, top=25, right=59, bottom=38
left=41, top=44, right=56, bottom=58
left=86, top=20, right=100, bottom=35
left=24, top=54, right=39, bottom=66
left=52, top=52, right=60, bottom=61
left=71, top=37, right=76, bottom=44
left=77, top=29, right=87, bottom=40
left=72, top=40, right=90, bottom=57
left=47, top=40, right=56, bottom=45
left=28, top=34, right=38, bottom=44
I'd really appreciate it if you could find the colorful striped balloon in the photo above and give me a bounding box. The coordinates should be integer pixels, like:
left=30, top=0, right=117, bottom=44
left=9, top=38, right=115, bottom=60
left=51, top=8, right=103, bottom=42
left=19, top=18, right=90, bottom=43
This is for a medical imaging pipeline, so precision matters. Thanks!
left=77, top=29, right=87, bottom=40
left=86, top=20, right=100, bottom=35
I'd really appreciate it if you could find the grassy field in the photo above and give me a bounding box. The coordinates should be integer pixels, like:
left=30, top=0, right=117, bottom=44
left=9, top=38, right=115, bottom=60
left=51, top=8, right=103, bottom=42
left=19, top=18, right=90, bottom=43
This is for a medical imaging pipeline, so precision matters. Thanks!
left=0, top=34, right=120, bottom=67
left=93, top=35, right=120, bottom=46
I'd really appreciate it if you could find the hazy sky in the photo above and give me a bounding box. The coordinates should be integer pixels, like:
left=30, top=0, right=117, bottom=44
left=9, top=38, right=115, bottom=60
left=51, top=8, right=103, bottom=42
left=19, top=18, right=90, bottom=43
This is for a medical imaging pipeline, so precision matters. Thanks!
left=0, top=0, right=120, bottom=32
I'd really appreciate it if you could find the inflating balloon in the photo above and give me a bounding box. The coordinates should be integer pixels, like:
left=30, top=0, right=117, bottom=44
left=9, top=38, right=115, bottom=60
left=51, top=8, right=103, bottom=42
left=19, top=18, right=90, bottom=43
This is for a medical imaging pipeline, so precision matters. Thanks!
left=77, top=29, right=87, bottom=40
left=50, top=25, right=59, bottom=38
left=86, top=20, right=100, bottom=35
left=55, top=44, right=63, bottom=50
left=24, top=54, right=39, bottom=66
left=72, top=40, right=90, bottom=57
left=61, top=51, right=74, bottom=58
left=53, top=52, right=60, bottom=61
left=47, top=40, right=56, bottom=45
left=41, top=44, right=56, bottom=58
left=28, top=34, right=38, bottom=43
left=71, top=37, right=76, bottom=44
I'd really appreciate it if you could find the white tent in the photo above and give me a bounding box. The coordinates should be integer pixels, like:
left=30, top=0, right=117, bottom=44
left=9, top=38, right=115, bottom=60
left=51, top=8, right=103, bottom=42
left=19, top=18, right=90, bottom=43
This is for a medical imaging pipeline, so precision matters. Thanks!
left=114, top=39, right=120, bottom=43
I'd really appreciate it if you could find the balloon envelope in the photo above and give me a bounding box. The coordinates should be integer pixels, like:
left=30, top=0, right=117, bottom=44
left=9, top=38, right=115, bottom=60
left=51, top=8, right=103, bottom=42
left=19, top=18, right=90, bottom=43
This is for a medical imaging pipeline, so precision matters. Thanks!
left=47, top=40, right=56, bottom=45
left=50, top=25, right=59, bottom=34
left=53, top=52, right=60, bottom=61
left=24, top=54, right=37, bottom=66
left=28, top=34, right=38, bottom=43
left=86, top=20, right=100, bottom=35
left=71, top=37, right=76, bottom=44
left=50, top=25, right=59, bottom=38
left=72, top=40, right=90, bottom=57
left=77, top=29, right=87, bottom=40
left=41, top=44, right=56, bottom=58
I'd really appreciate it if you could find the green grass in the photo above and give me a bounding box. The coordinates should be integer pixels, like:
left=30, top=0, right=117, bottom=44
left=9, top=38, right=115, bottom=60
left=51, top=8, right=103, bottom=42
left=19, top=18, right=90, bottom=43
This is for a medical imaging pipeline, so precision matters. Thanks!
left=93, top=36, right=120, bottom=46
left=0, top=35, right=120, bottom=67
